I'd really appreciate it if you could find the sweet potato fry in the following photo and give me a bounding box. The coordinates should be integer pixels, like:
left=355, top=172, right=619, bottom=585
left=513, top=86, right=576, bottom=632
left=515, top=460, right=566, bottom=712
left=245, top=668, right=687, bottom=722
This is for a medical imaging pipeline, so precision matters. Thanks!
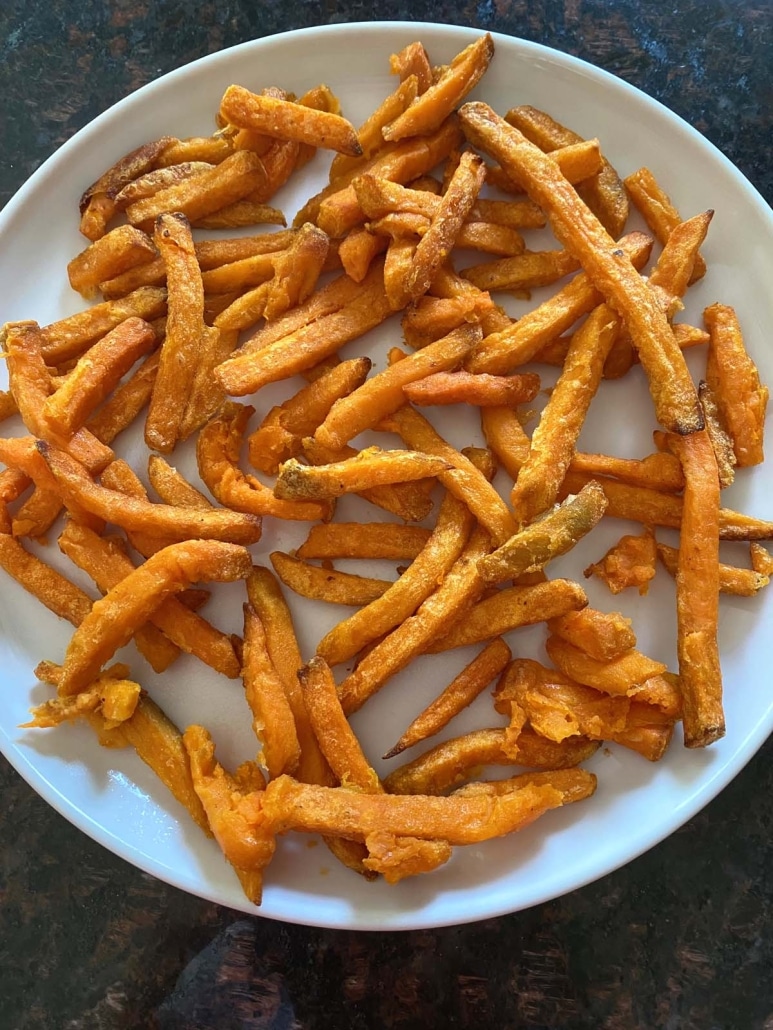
left=697, top=381, right=737, bottom=489
left=196, top=403, right=329, bottom=521
left=125, top=151, right=268, bottom=228
left=479, top=482, right=608, bottom=584
left=382, top=727, right=600, bottom=796
left=624, top=166, right=707, bottom=282
left=56, top=539, right=252, bottom=695
left=505, top=105, right=628, bottom=237
left=382, top=34, right=494, bottom=142
left=42, top=318, right=156, bottom=436
left=269, top=551, right=391, bottom=606
left=58, top=520, right=242, bottom=678
left=263, top=223, right=329, bottom=321
left=545, top=635, right=670, bottom=699
left=316, top=488, right=474, bottom=667
left=22, top=675, right=141, bottom=730
left=657, top=542, right=768, bottom=596
left=113, top=161, right=215, bottom=208
left=242, top=603, right=301, bottom=778
left=216, top=267, right=392, bottom=396
left=385, top=638, right=512, bottom=758
left=297, top=522, right=431, bottom=561
left=193, top=201, right=286, bottom=230
left=668, top=430, right=724, bottom=747
left=68, top=226, right=157, bottom=299
left=0, top=532, right=94, bottom=626
left=220, top=85, right=362, bottom=156
left=466, top=231, right=652, bottom=375
left=36, top=441, right=263, bottom=544
left=390, top=42, right=433, bottom=93
left=313, top=324, right=479, bottom=450
left=584, top=527, right=658, bottom=595
left=462, top=104, right=703, bottom=435
left=704, top=303, right=768, bottom=467
left=426, top=579, right=588, bottom=653
left=382, top=405, right=517, bottom=546
left=248, top=357, right=371, bottom=476
left=275, top=448, right=450, bottom=501
left=462, top=249, right=579, bottom=294
left=547, top=608, right=636, bottom=662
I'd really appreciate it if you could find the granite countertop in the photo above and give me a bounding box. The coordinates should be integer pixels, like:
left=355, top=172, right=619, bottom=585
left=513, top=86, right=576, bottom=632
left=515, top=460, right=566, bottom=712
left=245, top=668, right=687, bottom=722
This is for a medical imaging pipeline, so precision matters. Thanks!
left=1, top=2, right=772, bottom=1027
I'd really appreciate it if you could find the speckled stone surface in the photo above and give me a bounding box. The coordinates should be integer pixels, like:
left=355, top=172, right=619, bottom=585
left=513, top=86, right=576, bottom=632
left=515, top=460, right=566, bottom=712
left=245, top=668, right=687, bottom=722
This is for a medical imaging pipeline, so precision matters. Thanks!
left=1, top=2, right=772, bottom=1028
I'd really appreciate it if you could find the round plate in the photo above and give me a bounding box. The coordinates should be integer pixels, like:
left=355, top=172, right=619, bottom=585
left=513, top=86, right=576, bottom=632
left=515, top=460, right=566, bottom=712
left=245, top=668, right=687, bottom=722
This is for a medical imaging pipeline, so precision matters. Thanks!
left=1, top=22, right=771, bottom=931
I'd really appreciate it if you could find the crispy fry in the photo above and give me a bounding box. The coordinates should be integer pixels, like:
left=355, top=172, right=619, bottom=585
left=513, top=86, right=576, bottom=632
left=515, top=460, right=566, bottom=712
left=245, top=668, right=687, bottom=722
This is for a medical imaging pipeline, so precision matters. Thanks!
left=125, top=151, right=268, bottom=228
left=297, top=522, right=431, bottom=561
left=547, top=608, right=636, bottom=662
left=382, top=405, right=517, bottom=546
left=242, top=603, right=301, bottom=778
left=113, top=161, right=215, bottom=207
left=269, top=551, right=391, bottom=606
left=383, top=34, right=494, bottom=142
left=704, top=303, right=768, bottom=467
left=382, top=727, right=600, bottom=795
left=466, top=231, right=652, bottom=375
left=657, top=542, right=768, bottom=596
left=178, top=328, right=238, bottom=442
left=390, top=42, right=433, bottom=93
left=329, top=75, right=420, bottom=181
left=698, top=380, right=737, bottom=488
left=316, top=489, right=474, bottom=667
left=58, top=520, right=242, bottom=678
left=263, top=223, right=329, bottom=321
left=462, top=249, right=579, bottom=294
left=462, top=104, right=703, bottom=434
left=479, top=482, right=608, bottom=584
left=584, top=527, right=658, bottom=595
left=146, top=455, right=213, bottom=510
left=275, top=448, right=450, bottom=501
left=193, top=201, right=286, bottom=230
left=248, top=357, right=371, bottom=475
left=196, top=403, right=329, bottom=521
left=35, top=440, right=263, bottom=544
left=220, top=85, right=361, bottom=155
left=0, top=532, right=94, bottom=625
left=385, top=639, right=512, bottom=758
left=313, top=324, right=479, bottom=450
left=669, top=430, right=724, bottom=747
left=505, top=105, right=628, bottom=237
left=624, top=166, right=707, bottom=282
left=42, top=318, right=156, bottom=436
left=216, top=266, right=392, bottom=396
left=545, top=635, right=671, bottom=701
left=22, top=675, right=141, bottom=730
left=68, top=226, right=157, bottom=300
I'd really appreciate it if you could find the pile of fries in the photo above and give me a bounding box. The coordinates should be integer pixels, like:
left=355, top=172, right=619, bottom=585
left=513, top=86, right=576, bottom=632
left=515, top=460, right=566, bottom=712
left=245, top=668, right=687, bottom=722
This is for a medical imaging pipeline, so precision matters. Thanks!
left=1, top=32, right=770, bottom=905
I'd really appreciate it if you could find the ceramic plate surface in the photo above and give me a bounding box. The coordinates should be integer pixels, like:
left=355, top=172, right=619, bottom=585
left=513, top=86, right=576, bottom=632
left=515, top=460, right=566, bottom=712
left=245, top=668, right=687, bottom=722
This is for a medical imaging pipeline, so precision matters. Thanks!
left=1, top=22, right=772, bottom=930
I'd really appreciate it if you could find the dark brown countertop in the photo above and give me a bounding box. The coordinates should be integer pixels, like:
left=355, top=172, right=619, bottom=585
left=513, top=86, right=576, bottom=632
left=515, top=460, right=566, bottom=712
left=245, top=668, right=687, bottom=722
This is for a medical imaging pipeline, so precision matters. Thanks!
left=1, top=2, right=772, bottom=1027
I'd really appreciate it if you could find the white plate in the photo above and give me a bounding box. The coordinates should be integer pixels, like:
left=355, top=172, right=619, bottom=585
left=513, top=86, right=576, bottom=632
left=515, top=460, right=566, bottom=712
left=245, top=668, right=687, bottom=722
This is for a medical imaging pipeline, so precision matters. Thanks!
left=1, top=22, right=772, bottom=932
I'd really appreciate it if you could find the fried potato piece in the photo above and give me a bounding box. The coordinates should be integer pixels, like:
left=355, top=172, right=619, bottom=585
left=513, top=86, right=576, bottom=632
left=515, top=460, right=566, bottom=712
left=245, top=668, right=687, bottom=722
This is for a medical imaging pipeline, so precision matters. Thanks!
left=125, top=151, right=268, bottom=228
left=567, top=451, right=684, bottom=494
left=67, top=226, right=157, bottom=299
left=193, top=201, right=286, bottom=230
left=113, top=161, right=215, bottom=207
left=22, top=674, right=141, bottom=730
left=385, top=639, right=512, bottom=758
left=405, top=368, right=541, bottom=407
left=390, top=42, right=433, bottom=94
left=382, top=34, right=494, bottom=142
left=669, top=430, right=724, bottom=747
left=461, top=249, right=580, bottom=294
left=547, top=608, right=636, bottom=662
left=34, top=440, right=262, bottom=544
left=263, top=223, right=330, bottom=321
left=242, top=603, right=301, bottom=778
left=42, top=317, right=156, bottom=437
left=427, top=578, right=588, bottom=653
left=196, top=402, right=329, bottom=521
left=262, top=771, right=584, bottom=847
left=479, top=482, right=608, bottom=585
left=383, top=405, right=517, bottom=546
left=704, top=303, right=768, bottom=467
left=56, top=540, right=252, bottom=695
left=38, top=287, right=166, bottom=365
left=382, top=727, right=600, bottom=795
left=220, top=85, right=362, bottom=155
left=545, top=635, right=672, bottom=702
left=216, top=266, right=392, bottom=396
left=275, top=448, right=450, bottom=501
left=270, top=551, right=391, bottom=606
left=0, top=532, right=94, bottom=625
left=79, top=136, right=175, bottom=239
left=146, top=454, right=213, bottom=510
left=462, top=104, right=703, bottom=435
left=697, top=381, right=737, bottom=489
left=624, top=166, right=707, bottom=282
left=297, top=522, right=431, bottom=561
left=466, top=231, right=652, bottom=375
left=338, top=228, right=388, bottom=283
left=248, top=357, right=371, bottom=475
left=316, top=489, right=474, bottom=667
left=584, top=527, right=658, bottom=595
left=505, top=105, right=628, bottom=237
left=657, top=542, right=768, bottom=596
left=313, top=324, right=479, bottom=450
left=58, top=520, right=242, bottom=678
